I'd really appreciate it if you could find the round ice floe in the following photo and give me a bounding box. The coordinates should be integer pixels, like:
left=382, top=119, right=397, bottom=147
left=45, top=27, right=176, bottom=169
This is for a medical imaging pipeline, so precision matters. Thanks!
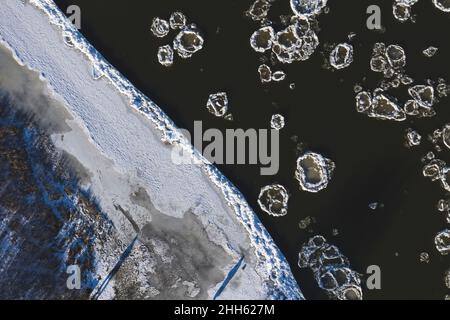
left=169, top=12, right=187, bottom=30
left=403, top=99, right=420, bottom=116
left=173, top=25, right=204, bottom=59
left=370, top=55, right=389, bottom=73
left=257, top=184, right=289, bottom=217
left=355, top=91, right=372, bottom=113
left=435, top=229, right=450, bottom=255
left=271, top=114, right=285, bottom=130
left=330, top=43, right=354, bottom=70
left=437, top=199, right=450, bottom=212
left=405, top=128, right=422, bottom=147
left=206, top=92, right=228, bottom=117
left=276, top=25, right=302, bottom=51
left=295, top=152, right=335, bottom=193
left=247, top=0, right=272, bottom=21
left=393, top=3, right=411, bottom=22
left=290, top=0, right=328, bottom=17
left=250, top=26, right=275, bottom=53
left=423, top=46, right=439, bottom=58
left=258, top=64, right=272, bottom=83
left=433, top=0, right=450, bottom=12
left=408, top=85, right=435, bottom=109
left=157, top=45, right=174, bottom=67
left=272, top=70, right=287, bottom=82
left=151, top=17, right=170, bottom=38
left=386, top=44, right=406, bottom=69
left=422, top=159, right=446, bottom=181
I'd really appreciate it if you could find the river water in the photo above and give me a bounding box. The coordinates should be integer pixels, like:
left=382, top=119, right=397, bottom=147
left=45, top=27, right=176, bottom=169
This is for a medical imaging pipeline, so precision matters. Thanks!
left=53, top=0, right=450, bottom=299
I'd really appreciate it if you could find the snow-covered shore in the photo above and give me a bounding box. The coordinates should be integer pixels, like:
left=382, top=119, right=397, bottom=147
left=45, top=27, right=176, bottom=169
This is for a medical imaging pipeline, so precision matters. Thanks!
left=0, top=0, right=302, bottom=299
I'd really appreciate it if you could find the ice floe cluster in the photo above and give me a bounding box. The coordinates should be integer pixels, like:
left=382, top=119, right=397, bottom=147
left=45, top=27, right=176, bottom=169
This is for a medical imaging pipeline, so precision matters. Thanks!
left=151, top=12, right=204, bottom=67
left=295, top=152, right=335, bottom=193
left=256, top=151, right=335, bottom=217
left=355, top=43, right=449, bottom=121
left=298, top=235, right=363, bottom=300
left=428, top=123, right=450, bottom=152
left=257, top=153, right=335, bottom=219
left=371, top=43, right=406, bottom=77
left=392, top=0, right=450, bottom=23
left=422, top=156, right=450, bottom=193
left=258, top=184, right=290, bottom=217
left=247, top=0, right=328, bottom=83
left=392, top=0, right=418, bottom=23
left=251, top=2, right=337, bottom=225
left=257, top=64, right=287, bottom=83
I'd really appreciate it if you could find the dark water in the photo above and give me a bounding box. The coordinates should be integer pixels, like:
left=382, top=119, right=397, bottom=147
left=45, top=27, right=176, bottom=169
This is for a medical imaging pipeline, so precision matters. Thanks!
left=53, top=0, right=450, bottom=299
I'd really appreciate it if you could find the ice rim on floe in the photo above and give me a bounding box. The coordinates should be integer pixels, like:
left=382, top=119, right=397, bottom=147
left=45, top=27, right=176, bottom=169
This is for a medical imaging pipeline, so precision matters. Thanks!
left=22, top=0, right=303, bottom=300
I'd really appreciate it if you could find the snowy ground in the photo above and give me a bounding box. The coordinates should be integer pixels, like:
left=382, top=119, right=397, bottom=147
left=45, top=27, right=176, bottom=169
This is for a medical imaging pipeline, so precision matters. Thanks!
left=0, top=0, right=302, bottom=299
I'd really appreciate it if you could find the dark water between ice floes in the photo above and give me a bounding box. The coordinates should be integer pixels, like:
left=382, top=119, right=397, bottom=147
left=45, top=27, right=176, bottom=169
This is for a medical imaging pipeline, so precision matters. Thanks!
left=54, top=0, right=450, bottom=299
